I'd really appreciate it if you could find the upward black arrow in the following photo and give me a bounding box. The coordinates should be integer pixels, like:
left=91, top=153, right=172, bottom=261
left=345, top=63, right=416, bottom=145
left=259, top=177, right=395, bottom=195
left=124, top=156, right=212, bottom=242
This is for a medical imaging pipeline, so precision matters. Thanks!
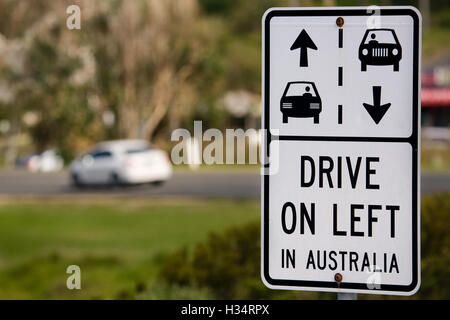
left=290, top=29, right=317, bottom=67
left=363, top=86, right=391, bottom=124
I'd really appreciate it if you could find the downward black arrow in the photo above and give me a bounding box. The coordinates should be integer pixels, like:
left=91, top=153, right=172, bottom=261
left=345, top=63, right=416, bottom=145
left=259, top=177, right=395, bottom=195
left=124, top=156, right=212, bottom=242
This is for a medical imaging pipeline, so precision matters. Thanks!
left=290, top=29, right=317, bottom=67
left=363, top=86, right=391, bottom=124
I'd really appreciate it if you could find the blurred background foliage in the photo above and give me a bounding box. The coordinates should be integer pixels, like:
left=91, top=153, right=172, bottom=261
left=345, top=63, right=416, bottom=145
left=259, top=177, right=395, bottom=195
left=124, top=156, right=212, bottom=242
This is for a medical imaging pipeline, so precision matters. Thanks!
left=0, top=0, right=449, bottom=163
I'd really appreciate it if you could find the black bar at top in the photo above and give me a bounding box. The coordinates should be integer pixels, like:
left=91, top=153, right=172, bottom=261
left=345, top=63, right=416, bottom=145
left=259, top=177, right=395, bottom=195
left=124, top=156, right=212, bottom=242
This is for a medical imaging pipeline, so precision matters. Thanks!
left=338, top=29, right=343, bottom=48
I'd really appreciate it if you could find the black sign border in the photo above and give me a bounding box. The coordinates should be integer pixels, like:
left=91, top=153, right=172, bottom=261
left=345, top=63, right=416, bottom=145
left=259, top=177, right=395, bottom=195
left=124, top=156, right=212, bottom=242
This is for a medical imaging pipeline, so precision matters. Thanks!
left=262, top=7, right=420, bottom=294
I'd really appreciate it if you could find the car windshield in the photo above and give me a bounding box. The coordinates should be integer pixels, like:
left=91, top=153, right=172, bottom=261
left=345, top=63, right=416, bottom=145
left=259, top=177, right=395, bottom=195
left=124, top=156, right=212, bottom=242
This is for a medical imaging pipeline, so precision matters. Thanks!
left=89, top=150, right=113, bottom=158
left=285, top=83, right=316, bottom=97
left=364, top=30, right=396, bottom=44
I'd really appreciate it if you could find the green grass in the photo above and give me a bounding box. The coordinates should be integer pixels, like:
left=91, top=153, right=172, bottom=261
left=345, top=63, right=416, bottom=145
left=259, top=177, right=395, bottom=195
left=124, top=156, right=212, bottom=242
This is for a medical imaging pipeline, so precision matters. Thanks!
left=0, top=198, right=259, bottom=299
left=421, top=145, right=450, bottom=173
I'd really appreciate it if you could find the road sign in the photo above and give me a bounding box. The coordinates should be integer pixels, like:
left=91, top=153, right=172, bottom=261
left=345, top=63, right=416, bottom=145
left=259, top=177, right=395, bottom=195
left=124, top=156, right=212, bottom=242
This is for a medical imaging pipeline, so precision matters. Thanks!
left=261, top=6, right=421, bottom=295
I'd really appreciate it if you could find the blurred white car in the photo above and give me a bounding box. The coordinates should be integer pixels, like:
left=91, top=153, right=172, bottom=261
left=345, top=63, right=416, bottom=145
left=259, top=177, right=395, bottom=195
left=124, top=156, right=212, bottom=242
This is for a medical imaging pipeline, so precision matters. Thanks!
left=16, top=149, right=64, bottom=172
left=70, top=139, right=172, bottom=186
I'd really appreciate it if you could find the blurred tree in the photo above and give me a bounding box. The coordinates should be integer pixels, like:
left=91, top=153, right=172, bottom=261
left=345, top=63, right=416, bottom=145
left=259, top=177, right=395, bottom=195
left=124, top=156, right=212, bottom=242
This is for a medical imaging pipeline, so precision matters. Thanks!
left=0, top=0, right=219, bottom=160
left=195, top=0, right=284, bottom=129
left=84, top=0, right=214, bottom=140
left=0, top=0, right=97, bottom=162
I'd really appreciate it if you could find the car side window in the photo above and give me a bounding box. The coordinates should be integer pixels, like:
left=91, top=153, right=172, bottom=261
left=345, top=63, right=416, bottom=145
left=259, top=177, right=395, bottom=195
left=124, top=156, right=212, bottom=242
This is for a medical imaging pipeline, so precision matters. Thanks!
left=91, top=151, right=113, bottom=159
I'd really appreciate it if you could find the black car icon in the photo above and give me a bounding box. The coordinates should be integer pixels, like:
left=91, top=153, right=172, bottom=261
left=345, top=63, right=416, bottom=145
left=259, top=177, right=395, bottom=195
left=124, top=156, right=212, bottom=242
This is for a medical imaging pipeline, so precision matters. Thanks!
left=359, top=29, right=402, bottom=72
left=280, top=81, right=321, bottom=124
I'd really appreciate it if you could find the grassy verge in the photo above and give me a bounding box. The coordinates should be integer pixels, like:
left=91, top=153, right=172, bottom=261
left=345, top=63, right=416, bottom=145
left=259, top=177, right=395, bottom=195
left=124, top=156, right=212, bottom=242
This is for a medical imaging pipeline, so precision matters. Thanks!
left=421, top=145, right=450, bottom=173
left=0, top=198, right=259, bottom=299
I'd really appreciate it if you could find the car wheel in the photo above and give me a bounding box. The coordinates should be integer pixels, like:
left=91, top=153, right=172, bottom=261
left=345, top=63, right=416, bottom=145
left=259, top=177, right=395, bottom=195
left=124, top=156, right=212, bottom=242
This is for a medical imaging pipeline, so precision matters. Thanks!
left=151, top=180, right=165, bottom=187
left=110, top=173, right=122, bottom=187
left=393, top=63, right=399, bottom=72
left=361, top=63, right=367, bottom=71
left=313, top=115, right=319, bottom=124
left=71, top=174, right=83, bottom=188
left=282, top=115, right=288, bottom=123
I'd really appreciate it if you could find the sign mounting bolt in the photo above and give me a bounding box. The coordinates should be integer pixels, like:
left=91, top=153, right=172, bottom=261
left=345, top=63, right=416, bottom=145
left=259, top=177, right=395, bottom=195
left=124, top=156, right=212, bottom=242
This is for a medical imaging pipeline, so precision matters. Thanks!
left=336, top=17, right=344, bottom=28
left=334, top=273, right=343, bottom=283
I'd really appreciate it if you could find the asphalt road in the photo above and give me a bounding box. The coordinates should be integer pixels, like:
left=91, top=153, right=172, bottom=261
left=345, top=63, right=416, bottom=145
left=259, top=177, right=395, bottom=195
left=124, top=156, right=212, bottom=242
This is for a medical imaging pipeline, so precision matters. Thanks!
left=0, top=170, right=448, bottom=198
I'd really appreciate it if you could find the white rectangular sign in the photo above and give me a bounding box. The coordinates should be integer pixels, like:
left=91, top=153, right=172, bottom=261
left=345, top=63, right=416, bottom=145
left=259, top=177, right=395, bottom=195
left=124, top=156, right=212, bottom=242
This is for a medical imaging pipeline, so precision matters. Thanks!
left=261, top=6, right=421, bottom=295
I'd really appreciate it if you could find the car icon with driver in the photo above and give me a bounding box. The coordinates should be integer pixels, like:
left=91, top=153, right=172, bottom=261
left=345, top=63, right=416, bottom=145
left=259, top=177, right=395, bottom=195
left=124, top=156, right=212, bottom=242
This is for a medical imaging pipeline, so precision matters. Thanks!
left=359, top=29, right=402, bottom=72
left=280, top=81, right=321, bottom=124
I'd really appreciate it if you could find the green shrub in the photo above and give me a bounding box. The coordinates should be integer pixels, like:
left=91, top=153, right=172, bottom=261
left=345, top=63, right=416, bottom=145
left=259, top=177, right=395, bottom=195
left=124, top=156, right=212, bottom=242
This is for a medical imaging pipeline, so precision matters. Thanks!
left=158, top=222, right=262, bottom=299
left=158, top=222, right=330, bottom=299
left=419, top=193, right=450, bottom=299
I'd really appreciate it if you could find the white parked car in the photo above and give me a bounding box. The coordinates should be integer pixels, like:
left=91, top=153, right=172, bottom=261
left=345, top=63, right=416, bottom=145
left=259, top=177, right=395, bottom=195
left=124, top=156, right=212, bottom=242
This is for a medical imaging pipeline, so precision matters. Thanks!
left=70, top=139, right=172, bottom=186
left=16, top=149, right=64, bottom=172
